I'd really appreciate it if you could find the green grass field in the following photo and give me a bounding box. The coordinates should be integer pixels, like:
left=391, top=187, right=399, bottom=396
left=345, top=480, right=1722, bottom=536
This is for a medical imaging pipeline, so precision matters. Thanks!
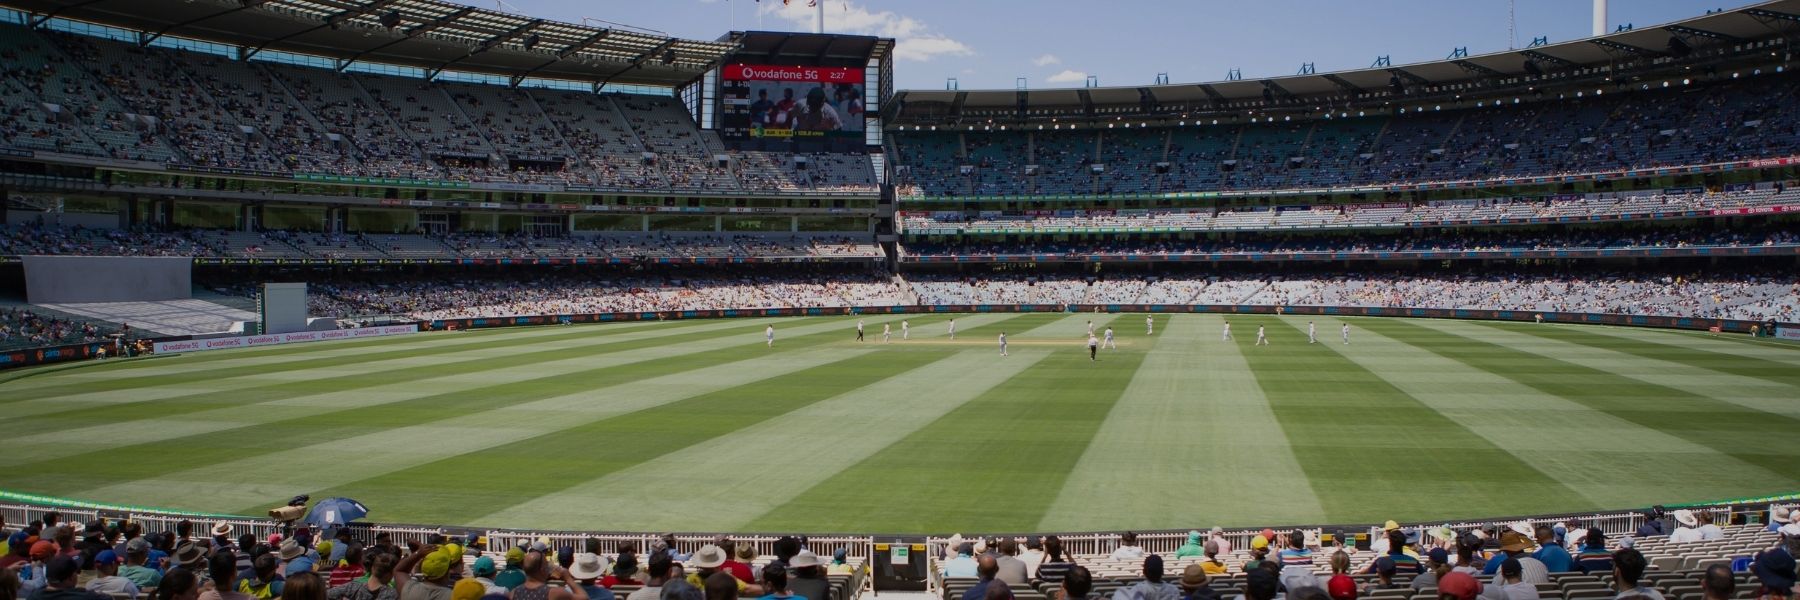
left=2, top=312, right=1797, bottom=534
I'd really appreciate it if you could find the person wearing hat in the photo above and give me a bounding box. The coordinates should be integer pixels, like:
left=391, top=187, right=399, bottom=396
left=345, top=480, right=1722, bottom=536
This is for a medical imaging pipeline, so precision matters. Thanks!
left=1479, top=532, right=1533, bottom=577
left=86, top=550, right=142, bottom=599
left=1325, top=552, right=1356, bottom=600
left=1362, top=557, right=1404, bottom=596
left=1115, top=555, right=1179, bottom=600
left=1412, top=549, right=1451, bottom=591
left=1364, top=531, right=1423, bottom=576
left=284, top=540, right=319, bottom=578
left=603, top=544, right=643, bottom=589
left=467, top=557, right=505, bottom=597
left=1243, top=535, right=1271, bottom=573
left=0, top=531, right=33, bottom=571
left=1770, top=507, right=1796, bottom=534
left=1437, top=571, right=1483, bottom=600
left=26, top=556, right=107, bottom=600
left=787, top=551, right=829, bottom=600
left=1176, top=532, right=1207, bottom=560
left=569, top=553, right=615, bottom=600
left=1669, top=510, right=1704, bottom=543
left=1751, top=548, right=1797, bottom=600
left=120, top=538, right=163, bottom=589
left=1371, top=521, right=1402, bottom=555
left=453, top=579, right=487, bottom=600
left=1178, top=563, right=1221, bottom=600
left=685, top=545, right=761, bottom=598
left=172, top=542, right=210, bottom=575
left=942, top=543, right=978, bottom=579
left=393, top=543, right=465, bottom=600
left=213, top=523, right=236, bottom=545
left=495, top=549, right=529, bottom=590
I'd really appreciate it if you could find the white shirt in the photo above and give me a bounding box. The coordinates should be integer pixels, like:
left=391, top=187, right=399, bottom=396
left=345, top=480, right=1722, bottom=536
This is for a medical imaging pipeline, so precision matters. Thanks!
left=1104, top=329, right=1114, bottom=339
left=999, top=334, right=1007, bottom=344
left=1696, top=524, right=1724, bottom=540
left=87, top=575, right=141, bottom=599
left=857, top=321, right=864, bottom=331
left=1087, top=336, right=1098, bottom=347
left=1668, top=526, right=1703, bottom=543
left=1110, top=545, right=1145, bottom=560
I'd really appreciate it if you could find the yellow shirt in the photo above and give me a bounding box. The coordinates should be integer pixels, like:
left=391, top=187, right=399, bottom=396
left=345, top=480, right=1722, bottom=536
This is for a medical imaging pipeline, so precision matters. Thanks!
left=686, top=573, right=747, bottom=593
left=1200, top=560, right=1228, bottom=576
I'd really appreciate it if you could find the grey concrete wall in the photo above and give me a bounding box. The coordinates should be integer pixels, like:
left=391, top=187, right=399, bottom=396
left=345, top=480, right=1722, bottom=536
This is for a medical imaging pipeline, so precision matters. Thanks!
left=23, top=256, right=192, bottom=303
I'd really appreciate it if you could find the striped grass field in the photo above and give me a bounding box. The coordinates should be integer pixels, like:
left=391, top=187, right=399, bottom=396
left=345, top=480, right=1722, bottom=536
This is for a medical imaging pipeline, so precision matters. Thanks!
left=2, top=313, right=1797, bottom=534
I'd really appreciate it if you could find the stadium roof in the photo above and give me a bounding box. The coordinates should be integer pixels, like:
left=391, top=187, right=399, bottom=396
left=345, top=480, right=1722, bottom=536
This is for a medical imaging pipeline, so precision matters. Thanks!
left=720, top=31, right=892, bottom=69
left=0, top=0, right=739, bottom=86
left=894, top=0, right=1800, bottom=112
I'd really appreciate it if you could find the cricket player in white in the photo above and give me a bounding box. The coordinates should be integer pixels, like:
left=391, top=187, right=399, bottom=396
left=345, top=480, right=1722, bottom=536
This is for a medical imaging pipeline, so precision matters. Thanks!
left=1087, top=333, right=1099, bottom=361
left=1222, top=321, right=1234, bottom=341
left=1103, top=326, right=1117, bottom=349
left=1146, top=315, right=1154, bottom=335
left=856, top=319, right=865, bottom=342
left=998, top=332, right=1008, bottom=356
left=882, top=323, right=891, bottom=343
left=1256, top=325, right=1269, bottom=346
left=948, top=318, right=956, bottom=340
left=901, top=320, right=910, bottom=340
left=1086, top=320, right=1095, bottom=336
left=1308, top=321, right=1317, bottom=344
left=1341, top=323, right=1351, bottom=344
left=765, top=325, right=774, bottom=347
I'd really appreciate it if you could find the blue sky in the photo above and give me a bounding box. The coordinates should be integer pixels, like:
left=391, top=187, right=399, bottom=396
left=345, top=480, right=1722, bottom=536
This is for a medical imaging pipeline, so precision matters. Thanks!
left=501, top=0, right=1753, bottom=90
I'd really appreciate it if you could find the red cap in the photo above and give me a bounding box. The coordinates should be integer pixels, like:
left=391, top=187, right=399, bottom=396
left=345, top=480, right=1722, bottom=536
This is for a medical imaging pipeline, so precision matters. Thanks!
left=1328, top=574, right=1358, bottom=600
left=1438, top=572, right=1482, bottom=600
left=29, top=540, right=58, bottom=561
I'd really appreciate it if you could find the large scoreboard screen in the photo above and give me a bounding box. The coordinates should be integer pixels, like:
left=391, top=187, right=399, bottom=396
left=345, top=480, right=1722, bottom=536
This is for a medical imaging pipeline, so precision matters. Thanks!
left=718, top=64, right=866, bottom=140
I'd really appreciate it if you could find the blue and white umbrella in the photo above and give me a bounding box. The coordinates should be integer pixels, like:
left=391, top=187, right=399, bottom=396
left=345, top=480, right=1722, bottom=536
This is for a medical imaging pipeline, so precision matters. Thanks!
left=303, top=497, right=369, bottom=529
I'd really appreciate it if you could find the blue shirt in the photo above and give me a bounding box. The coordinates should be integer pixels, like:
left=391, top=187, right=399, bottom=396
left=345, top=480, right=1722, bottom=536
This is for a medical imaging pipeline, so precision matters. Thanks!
left=1533, top=544, right=1573, bottom=573
left=942, top=555, right=978, bottom=578
left=582, top=585, right=616, bottom=600
left=1481, top=552, right=1510, bottom=576
left=959, top=580, right=993, bottom=600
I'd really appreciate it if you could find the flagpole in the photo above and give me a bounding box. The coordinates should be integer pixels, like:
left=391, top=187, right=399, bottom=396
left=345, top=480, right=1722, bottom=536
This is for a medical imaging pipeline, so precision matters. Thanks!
left=815, top=0, right=824, bottom=33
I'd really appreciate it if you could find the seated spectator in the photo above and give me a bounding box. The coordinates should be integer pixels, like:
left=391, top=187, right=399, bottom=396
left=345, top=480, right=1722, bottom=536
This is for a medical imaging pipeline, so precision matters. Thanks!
left=570, top=553, right=615, bottom=600
left=1610, top=548, right=1664, bottom=600
left=995, top=539, right=1028, bottom=586
left=1179, top=563, right=1221, bottom=600
left=1326, top=552, right=1356, bottom=600
left=87, top=550, right=141, bottom=599
left=1061, top=567, right=1096, bottom=600
left=1414, top=549, right=1450, bottom=591
left=1478, top=559, right=1538, bottom=600
left=960, top=556, right=999, bottom=600
left=1114, top=555, right=1179, bottom=600
left=1531, top=527, right=1572, bottom=573
left=1437, top=572, right=1483, bottom=600
left=1035, top=537, right=1075, bottom=584
left=30, top=556, right=107, bottom=600
left=942, top=543, right=978, bottom=579
left=1573, top=530, right=1612, bottom=575
left=1700, top=565, right=1735, bottom=600
left=326, top=553, right=396, bottom=600
left=754, top=564, right=795, bottom=600
left=202, top=551, right=256, bottom=600
left=1112, top=533, right=1146, bottom=561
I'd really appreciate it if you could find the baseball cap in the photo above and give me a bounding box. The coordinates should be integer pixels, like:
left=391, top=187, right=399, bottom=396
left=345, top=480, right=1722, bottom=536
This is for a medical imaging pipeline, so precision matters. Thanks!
left=30, top=540, right=58, bottom=561
left=95, top=550, right=120, bottom=566
left=1249, top=535, right=1269, bottom=550
left=1426, top=548, right=1449, bottom=565
left=1327, top=575, right=1357, bottom=600
left=1438, top=572, right=1482, bottom=600
left=126, top=538, right=150, bottom=555
left=45, top=556, right=80, bottom=582
left=505, top=548, right=525, bottom=564
left=453, top=579, right=486, bottom=600
left=1374, top=556, right=1397, bottom=576
left=472, top=556, right=497, bottom=577
left=1752, top=550, right=1798, bottom=592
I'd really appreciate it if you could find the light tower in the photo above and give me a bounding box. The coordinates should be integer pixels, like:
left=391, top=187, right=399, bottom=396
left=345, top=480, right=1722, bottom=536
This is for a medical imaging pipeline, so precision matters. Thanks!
left=1592, top=0, right=1607, bottom=37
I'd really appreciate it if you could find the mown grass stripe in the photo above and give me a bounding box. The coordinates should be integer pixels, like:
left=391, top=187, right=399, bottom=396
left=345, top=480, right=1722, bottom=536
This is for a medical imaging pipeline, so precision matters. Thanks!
left=1321, top=319, right=1783, bottom=512
left=1473, top=321, right=1800, bottom=389
left=499, top=314, right=1082, bottom=532
left=3, top=321, right=683, bottom=388
left=0, top=318, right=803, bottom=468
left=744, top=314, right=1152, bottom=534
left=9, top=316, right=898, bottom=500
left=0, top=317, right=800, bottom=424
left=1039, top=314, right=1327, bottom=530
left=0, top=319, right=732, bottom=403
left=1383, top=318, right=1800, bottom=485
left=1235, top=315, right=1590, bottom=525
left=1417, top=319, right=1800, bottom=419
left=285, top=315, right=1027, bottom=526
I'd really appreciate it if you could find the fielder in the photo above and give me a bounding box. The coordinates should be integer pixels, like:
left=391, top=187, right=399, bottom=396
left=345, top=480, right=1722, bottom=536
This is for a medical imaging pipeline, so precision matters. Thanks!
left=1308, top=321, right=1317, bottom=344
left=902, top=319, right=910, bottom=340
left=1146, top=315, right=1154, bottom=335
left=1256, top=325, right=1269, bottom=346
left=1103, top=326, right=1117, bottom=349
left=765, top=325, right=774, bottom=347
left=856, top=319, right=865, bottom=342
left=1087, top=333, right=1099, bottom=361
left=1222, top=320, right=1234, bottom=341
left=999, top=331, right=1009, bottom=356
left=1086, top=320, right=1095, bottom=337
left=882, top=323, right=892, bottom=343
left=1342, top=323, right=1351, bottom=345
left=948, top=318, right=956, bottom=340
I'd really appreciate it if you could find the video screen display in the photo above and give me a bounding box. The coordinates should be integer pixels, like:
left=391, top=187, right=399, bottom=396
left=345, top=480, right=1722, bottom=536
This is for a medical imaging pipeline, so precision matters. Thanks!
left=719, top=64, right=865, bottom=140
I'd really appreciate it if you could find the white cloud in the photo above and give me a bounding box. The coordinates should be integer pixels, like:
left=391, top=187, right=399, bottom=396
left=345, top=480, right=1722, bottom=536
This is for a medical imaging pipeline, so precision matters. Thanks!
left=760, top=1, right=973, bottom=62
left=960, top=68, right=975, bottom=75
left=1033, top=54, right=1060, bottom=67
left=1045, top=69, right=1088, bottom=84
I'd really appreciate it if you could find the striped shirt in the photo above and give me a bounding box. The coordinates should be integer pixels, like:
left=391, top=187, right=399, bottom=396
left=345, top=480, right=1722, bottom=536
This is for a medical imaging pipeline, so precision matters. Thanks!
left=1278, top=548, right=1314, bottom=566
left=1387, top=552, right=1424, bottom=574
